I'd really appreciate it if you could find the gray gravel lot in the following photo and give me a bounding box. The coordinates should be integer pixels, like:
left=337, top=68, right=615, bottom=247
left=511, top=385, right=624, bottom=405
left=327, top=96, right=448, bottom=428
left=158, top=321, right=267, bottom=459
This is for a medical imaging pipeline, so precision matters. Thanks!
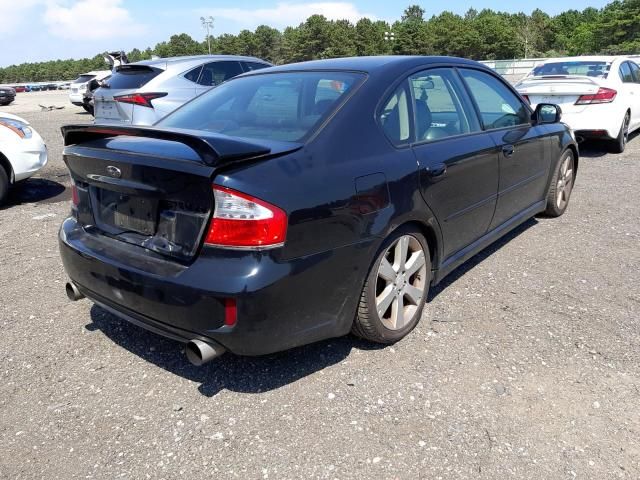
left=1, top=95, right=639, bottom=479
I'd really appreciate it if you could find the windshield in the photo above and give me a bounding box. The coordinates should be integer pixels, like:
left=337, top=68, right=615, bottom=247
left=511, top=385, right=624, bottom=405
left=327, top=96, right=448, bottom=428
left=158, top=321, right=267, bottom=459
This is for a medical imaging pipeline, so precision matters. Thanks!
left=74, top=74, right=96, bottom=84
left=531, top=61, right=612, bottom=78
left=157, top=71, right=364, bottom=142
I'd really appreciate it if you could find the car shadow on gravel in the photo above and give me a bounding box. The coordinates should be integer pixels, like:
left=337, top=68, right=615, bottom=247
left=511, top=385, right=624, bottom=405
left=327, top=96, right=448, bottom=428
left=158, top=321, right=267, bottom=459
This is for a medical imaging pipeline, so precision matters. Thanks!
left=2, top=178, right=68, bottom=208
left=428, top=217, right=537, bottom=300
left=87, top=305, right=384, bottom=397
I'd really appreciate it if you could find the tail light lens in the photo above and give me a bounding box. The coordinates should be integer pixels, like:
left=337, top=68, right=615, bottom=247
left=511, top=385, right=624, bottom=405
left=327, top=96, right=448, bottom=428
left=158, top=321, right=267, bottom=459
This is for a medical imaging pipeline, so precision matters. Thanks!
left=71, top=184, right=79, bottom=207
left=575, top=87, right=617, bottom=105
left=204, top=186, right=287, bottom=249
left=113, top=92, right=167, bottom=108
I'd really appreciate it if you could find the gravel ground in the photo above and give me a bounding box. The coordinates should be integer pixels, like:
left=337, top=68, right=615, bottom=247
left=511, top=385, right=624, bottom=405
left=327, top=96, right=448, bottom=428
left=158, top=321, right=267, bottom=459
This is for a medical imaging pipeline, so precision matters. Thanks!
left=0, top=100, right=639, bottom=480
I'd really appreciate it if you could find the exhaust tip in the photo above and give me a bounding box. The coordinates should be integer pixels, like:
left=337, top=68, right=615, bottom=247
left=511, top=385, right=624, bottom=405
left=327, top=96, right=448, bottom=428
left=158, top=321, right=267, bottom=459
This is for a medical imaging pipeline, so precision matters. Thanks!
left=185, top=339, right=226, bottom=366
left=65, top=282, right=84, bottom=301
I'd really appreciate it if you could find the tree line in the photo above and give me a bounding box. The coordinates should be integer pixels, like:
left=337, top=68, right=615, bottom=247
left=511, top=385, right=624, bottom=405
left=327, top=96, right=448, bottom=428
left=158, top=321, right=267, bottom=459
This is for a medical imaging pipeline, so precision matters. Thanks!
left=1, top=1, right=639, bottom=83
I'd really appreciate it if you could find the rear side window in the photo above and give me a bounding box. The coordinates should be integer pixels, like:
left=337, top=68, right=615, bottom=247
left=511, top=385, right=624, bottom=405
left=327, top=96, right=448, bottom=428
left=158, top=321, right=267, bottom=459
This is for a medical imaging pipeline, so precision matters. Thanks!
left=158, top=72, right=363, bottom=142
left=196, top=61, right=244, bottom=86
left=105, top=66, right=162, bottom=89
left=379, top=85, right=411, bottom=145
left=620, top=62, right=634, bottom=83
left=184, top=65, right=202, bottom=83
left=243, top=62, right=270, bottom=72
left=409, top=68, right=479, bottom=142
left=460, top=69, right=530, bottom=129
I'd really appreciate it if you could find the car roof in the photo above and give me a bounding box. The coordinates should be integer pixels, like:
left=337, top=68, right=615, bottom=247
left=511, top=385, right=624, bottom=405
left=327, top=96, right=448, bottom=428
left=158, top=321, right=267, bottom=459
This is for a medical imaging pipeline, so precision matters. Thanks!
left=131, top=55, right=269, bottom=68
left=259, top=56, right=483, bottom=74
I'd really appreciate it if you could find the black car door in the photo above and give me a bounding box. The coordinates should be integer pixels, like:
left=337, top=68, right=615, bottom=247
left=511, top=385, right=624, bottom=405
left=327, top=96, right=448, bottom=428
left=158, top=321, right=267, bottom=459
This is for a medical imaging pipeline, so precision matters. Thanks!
left=409, top=68, right=500, bottom=259
left=458, top=68, right=550, bottom=229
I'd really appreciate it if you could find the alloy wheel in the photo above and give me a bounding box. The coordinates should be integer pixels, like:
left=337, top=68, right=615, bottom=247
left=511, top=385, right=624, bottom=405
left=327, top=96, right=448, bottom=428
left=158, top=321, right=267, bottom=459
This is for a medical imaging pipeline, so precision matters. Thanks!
left=375, top=235, right=427, bottom=330
left=556, top=154, right=574, bottom=210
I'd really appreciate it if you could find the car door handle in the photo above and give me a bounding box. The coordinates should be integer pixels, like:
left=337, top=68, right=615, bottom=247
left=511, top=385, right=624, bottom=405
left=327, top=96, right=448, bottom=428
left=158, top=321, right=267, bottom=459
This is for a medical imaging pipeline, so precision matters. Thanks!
left=502, top=145, right=515, bottom=157
left=425, top=163, right=447, bottom=178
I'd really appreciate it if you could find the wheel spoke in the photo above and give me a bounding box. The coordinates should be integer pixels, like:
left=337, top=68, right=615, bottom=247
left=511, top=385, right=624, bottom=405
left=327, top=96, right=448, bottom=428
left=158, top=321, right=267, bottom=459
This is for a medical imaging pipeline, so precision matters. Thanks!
left=564, top=169, right=573, bottom=185
left=556, top=183, right=563, bottom=206
left=403, top=283, right=423, bottom=305
left=376, top=284, right=395, bottom=317
left=378, top=257, right=397, bottom=282
left=405, top=250, right=425, bottom=277
left=394, top=236, right=409, bottom=271
left=392, top=294, right=404, bottom=329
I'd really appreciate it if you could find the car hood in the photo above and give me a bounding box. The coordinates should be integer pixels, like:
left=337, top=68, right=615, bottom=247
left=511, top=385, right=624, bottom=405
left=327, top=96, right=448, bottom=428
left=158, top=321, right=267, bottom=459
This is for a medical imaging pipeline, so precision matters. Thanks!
left=0, top=112, right=30, bottom=124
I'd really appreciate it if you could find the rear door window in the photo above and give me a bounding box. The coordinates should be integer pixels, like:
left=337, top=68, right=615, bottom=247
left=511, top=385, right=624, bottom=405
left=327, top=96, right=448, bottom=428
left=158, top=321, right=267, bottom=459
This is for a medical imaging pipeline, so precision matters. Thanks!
left=184, top=65, right=203, bottom=83
left=196, top=61, right=244, bottom=87
left=409, top=68, right=480, bottom=142
left=105, top=66, right=162, bottom=89
left=243, top=62, right=270, bottom=72
left=620, top=62, right=634, bottom=83
left=459, top=69, right=530, bottom=129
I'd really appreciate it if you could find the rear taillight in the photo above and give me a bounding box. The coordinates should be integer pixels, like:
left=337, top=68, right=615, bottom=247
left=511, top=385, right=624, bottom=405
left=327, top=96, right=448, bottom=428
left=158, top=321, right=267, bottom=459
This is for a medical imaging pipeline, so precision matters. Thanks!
left=575, top=87, right=617, bottom=105
left=522, top=95, right=530, bottom=104
left=204, top=186, right=287, bottom=249
left=113, top=92, right=167, bottom=108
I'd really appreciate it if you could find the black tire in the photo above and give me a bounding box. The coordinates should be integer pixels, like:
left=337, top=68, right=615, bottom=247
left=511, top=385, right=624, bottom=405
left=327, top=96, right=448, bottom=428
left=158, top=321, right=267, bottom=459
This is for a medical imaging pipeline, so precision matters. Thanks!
left=610, top=112, right=630, bottom=154
left=352, top=226, right=431, bottom=344
left=543, top=149, right=575, bottom=217
left=0, top=166, right=9, bottom=205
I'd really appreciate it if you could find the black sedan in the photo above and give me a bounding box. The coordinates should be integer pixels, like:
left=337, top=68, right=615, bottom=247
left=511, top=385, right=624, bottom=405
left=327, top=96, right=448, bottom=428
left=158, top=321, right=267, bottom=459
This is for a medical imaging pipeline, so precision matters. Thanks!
left=0, top=86, right=16, bottom=105
left=59, top=56, right=578, bottom=365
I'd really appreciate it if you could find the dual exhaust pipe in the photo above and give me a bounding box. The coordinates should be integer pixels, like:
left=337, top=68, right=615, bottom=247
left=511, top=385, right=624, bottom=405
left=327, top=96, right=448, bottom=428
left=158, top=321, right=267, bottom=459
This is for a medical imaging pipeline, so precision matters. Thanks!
left=64, top=281, right=225, bottom=366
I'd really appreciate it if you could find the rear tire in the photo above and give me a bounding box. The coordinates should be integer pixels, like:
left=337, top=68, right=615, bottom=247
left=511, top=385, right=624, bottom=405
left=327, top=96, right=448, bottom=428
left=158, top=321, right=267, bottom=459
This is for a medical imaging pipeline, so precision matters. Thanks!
left=544, top=149, right=575, bottom=217
left=610, top=112, right=630, bottom=154
left=352, top=226, right=431, bottom=344
left=0, top=166, right=9, bottom=205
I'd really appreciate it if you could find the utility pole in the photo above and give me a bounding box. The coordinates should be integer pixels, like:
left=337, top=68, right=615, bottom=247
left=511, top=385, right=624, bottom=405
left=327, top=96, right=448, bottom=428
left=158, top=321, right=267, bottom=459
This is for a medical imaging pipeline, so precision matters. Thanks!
left=201, top=16, right=214, bottom=55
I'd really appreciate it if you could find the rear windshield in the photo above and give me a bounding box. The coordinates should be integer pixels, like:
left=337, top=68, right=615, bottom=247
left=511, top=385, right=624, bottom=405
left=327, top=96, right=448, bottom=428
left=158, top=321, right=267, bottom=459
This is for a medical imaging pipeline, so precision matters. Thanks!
left=157, top=71, right=364, bottom=142
left=531, top=61, right=612, bottom=78
left=104, top=66, right=163, bottom=89
left=74, top=75, right=96, bottom=84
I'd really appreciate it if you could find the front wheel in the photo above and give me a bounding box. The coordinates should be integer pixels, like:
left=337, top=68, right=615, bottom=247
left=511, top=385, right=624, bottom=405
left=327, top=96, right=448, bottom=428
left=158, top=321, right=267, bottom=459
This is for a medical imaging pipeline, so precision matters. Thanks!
left=352, top=227, right=431, bottom=344
left=543, top=149, right=575, bottom=217
left=0, top=166, right=9, bottom=205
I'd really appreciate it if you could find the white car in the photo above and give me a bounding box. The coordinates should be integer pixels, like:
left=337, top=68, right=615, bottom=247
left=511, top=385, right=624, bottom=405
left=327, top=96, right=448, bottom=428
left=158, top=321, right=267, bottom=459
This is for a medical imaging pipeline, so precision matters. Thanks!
left=0, top=112, right=48, bottom=204
left=69, top=70, right=111, bottom=109
left=515, top=56, right=640, bottom=152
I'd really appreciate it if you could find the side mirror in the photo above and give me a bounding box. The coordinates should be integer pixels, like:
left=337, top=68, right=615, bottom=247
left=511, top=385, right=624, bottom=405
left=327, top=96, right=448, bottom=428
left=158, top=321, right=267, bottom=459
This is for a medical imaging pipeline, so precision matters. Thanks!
left=534, top=103, right=562, bottom=124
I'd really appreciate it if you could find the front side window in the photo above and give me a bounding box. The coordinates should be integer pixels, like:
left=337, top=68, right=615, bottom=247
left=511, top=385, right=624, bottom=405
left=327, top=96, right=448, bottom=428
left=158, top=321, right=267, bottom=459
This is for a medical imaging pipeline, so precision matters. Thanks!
left=409, top=68, right=479, bottom=142
left=460, top=69, right=530, bottom=129
left=197, top=61, right=244, bottom=87
left=379, top=84, right=410, bottom=145
left=620, top=62, right=634, bottom=83
left=629, top=61, right=640, bottom=83
left=158, top=71, right=363, bottom=142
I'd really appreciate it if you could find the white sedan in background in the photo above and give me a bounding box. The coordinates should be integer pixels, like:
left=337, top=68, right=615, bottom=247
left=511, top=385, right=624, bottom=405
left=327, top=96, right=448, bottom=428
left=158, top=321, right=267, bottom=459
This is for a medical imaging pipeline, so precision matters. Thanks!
left=515, top=56, right=640, bottom=153
left=0, top=113, right=48, bottom=204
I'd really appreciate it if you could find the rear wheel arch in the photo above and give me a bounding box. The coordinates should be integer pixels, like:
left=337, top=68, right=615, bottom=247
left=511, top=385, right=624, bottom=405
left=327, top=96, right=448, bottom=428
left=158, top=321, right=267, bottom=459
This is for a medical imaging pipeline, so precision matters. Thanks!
left=380, top=219, right=440, bottom=273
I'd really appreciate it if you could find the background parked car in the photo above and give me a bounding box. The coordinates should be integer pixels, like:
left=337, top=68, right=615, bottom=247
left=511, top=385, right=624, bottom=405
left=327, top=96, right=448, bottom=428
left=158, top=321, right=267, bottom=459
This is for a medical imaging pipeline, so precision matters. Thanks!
left=69, top=70, right=111, bottom=109
left=515, top=56, right=640, bottom=152
left=0, top=86, right=16, bottom=105
left=0, top=112, right=48, bottom=204
left=92, top=55, right=271, bottom=125
left=13, top=85, right=26, bottom=93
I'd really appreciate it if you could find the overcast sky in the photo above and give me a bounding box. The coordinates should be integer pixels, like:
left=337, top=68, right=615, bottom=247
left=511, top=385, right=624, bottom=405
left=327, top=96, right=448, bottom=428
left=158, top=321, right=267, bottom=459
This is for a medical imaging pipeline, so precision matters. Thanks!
left=0, top=0, right=611, bottom=67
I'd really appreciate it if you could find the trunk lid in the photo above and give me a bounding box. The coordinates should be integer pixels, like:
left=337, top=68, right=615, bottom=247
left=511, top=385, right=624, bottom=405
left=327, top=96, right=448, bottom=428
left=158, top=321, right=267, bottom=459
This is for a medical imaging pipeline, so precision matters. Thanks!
left=62, top=124, right=302, bottom=261
left=516, top=75, right=604, bottom=114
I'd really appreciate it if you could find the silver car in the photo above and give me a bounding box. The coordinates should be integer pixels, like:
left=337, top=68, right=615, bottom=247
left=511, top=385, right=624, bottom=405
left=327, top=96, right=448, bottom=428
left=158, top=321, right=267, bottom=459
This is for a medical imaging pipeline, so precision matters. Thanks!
left=93, top=55, right=271, bottom=125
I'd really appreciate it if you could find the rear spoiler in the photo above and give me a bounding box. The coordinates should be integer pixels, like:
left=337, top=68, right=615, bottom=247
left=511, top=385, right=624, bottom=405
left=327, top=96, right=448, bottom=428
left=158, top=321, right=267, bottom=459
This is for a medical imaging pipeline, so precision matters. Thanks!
left=61, top=124, right=273, bottom=166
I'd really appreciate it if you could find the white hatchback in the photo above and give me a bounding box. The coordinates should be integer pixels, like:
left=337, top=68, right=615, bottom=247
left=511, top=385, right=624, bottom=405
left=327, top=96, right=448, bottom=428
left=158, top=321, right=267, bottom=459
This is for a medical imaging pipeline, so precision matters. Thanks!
left=0, top=112, right=48, bottom=204
left=515, top=56, right=640, bottom=152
